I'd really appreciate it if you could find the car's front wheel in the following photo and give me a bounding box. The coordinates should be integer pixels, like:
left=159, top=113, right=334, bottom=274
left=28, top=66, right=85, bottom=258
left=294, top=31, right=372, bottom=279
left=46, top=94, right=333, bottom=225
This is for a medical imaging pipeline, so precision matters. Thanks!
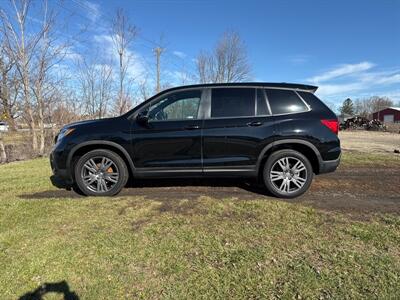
left=263, top=149, right=313, bottom=198
left=74, top=149, right=128, bottom=196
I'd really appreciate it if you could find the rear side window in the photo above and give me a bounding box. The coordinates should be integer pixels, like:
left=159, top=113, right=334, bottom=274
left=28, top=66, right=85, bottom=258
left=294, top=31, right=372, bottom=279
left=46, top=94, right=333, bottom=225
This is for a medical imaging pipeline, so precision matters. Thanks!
left=211, top=88, right=255, bottom=118
left=298, top=91, right=332, bottom=112
left=266, top=89, right=309, bottom=115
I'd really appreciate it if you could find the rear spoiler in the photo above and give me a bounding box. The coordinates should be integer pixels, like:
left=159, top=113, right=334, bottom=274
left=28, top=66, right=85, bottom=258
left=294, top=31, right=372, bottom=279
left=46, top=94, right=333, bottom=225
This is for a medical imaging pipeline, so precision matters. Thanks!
left=278, top=83, right=318, bottom=93
left=301, top=85, right=318, bottom=94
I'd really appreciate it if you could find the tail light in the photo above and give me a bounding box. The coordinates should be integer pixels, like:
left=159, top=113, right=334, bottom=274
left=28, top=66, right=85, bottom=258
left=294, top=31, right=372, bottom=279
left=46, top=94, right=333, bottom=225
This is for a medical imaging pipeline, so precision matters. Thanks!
left=321, top=119, right=339, bottom=135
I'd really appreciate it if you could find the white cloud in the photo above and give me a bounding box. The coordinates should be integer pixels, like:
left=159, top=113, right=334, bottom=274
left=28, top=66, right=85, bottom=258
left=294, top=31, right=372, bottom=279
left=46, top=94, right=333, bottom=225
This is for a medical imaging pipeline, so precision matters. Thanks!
left=172, top=51, right=187, bottom=59
left=93, top=34, right=147, bottom=81
left=308, top=62, right=400, bottom=102
left=308, top=61, right=375, bottom=83
left=374, top=73, right=400, bottom=85
left=316, top=83, right=364, bottom=97
left=64, top=46, right=82, bottom=61
left=80, top=0, right=101, bottom=23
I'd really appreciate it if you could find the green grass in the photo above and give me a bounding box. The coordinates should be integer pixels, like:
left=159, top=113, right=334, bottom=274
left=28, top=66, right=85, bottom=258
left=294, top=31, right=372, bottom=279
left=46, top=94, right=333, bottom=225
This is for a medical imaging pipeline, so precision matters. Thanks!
left=341, top=151, right=400, bottom=166
left=0, top=153, right=400, bottom=299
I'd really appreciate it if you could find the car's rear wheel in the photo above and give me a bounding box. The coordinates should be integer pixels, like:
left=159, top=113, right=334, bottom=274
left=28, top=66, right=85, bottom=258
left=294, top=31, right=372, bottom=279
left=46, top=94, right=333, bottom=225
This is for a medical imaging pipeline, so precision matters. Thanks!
left=74, top=149, right=128, bottom=196
left=263, top=149, right=313, bottom=198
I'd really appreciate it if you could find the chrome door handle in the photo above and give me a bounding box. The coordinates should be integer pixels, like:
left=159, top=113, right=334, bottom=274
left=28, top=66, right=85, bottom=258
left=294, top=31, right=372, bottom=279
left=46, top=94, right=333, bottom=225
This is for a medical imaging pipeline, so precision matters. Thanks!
left=184, top=125, right=200, bottom=130
left=247, top=121, right=263, bottom=127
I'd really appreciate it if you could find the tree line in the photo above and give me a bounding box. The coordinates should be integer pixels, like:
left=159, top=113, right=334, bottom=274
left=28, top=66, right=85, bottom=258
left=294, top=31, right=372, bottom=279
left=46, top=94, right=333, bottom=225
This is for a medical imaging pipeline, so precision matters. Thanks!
left=339, top=96, right=398, bottom=117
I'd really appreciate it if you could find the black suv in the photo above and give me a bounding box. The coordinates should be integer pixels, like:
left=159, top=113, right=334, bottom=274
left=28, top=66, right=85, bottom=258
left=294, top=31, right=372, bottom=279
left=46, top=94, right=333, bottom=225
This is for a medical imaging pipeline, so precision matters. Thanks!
left=50, top=83, right=340, bottom=198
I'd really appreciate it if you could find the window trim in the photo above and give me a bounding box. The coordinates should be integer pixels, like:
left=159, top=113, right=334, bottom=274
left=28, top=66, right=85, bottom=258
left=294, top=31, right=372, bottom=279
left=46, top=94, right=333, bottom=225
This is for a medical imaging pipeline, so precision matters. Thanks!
left=265, top=88, right=312, bottom=116
left=256, top=88, right=271, bottom=116
left=127, top=84, right=315, bottom=120
left=254, top=88, right=257, bottom=116
left=263, top=88, right=273, bottom=115
left=132, top=86, right=312, bottom=121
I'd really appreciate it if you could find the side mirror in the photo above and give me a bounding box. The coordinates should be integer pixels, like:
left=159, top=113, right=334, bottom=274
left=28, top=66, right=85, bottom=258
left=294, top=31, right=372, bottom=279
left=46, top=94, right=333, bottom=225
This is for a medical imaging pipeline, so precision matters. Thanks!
left=136, top=112, right=149, bottom=125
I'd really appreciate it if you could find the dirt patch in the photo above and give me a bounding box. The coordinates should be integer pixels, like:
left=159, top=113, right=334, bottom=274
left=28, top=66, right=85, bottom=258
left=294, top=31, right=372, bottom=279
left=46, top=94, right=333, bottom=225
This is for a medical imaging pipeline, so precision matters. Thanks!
left=20, top=163, right=400, bottom=218
left=119, top=165, right=400, bottom=217
left=339, top=131, right=400, bottom=153
left=304, top=165, right=400, bottom=216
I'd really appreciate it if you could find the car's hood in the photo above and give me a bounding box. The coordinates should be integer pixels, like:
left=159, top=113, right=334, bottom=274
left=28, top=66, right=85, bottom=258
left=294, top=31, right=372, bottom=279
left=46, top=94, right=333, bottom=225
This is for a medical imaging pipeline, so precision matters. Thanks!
left=62, top=117, right=119, bottom=130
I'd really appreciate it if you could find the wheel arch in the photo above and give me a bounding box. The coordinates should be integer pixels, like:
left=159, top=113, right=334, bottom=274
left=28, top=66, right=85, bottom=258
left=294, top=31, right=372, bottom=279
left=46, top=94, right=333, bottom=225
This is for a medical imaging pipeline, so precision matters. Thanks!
left=257, top=139, right=322, bottom=176
left=67, top=141, right=135, bottom=180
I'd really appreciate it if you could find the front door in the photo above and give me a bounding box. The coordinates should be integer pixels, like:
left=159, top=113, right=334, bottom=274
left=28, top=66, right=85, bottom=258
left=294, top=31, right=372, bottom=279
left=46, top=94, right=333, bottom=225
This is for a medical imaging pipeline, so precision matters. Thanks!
left=132, top=89, right=204, bottom=175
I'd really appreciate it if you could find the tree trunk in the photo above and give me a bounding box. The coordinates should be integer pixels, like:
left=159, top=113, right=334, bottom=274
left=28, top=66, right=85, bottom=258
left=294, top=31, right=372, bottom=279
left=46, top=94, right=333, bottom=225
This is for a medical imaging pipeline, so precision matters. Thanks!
left=0, top=132, right=6, bottom=163
left=38, top=103, right=45, bottom=156
left=27, top=106, right=38, bottom=153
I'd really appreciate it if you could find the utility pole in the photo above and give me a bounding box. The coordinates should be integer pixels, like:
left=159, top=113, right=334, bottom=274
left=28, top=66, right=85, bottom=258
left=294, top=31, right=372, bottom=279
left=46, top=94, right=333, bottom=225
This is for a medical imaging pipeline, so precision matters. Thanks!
left=154, top=47, right=164, bottom=93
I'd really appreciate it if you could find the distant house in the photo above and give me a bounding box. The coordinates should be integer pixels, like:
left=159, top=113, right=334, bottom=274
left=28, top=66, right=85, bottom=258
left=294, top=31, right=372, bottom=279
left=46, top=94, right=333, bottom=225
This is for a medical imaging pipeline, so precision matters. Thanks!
left=372, top=107, right=400, bottom=123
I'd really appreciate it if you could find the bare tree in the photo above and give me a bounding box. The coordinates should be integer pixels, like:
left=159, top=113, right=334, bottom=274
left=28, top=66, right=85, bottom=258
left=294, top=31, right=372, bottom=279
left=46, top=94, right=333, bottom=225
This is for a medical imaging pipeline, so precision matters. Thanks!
left=369, top=96, right=393, bottom=113
left=354, top=96, right=394, bottom=118
left=196, top=31, right=251, bottom=83
left=0, top=41, right=14, bottom=162
left=0, top=0, right=43, bottom=151
left=354, top=99, right=370, bottom=118
left=77, top=57, right=113, bottom=119
left=0, top=42, right=19, bottom=131
left=110, top=8, right=137, bottom=115
left=31, top=1, right=71, bottom=155
left=137, top=76, right=150, bottom=103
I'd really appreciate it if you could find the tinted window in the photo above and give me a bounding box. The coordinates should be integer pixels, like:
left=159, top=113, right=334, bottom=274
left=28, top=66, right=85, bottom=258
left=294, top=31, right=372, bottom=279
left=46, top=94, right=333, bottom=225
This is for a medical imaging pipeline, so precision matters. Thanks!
left=298, top=91, right=331, bottom=111
left=266, top=89, right=308, bottom=114
left=211, top=88, right=255, bottom=118
left=148, top=90, right=201, bottom=121
left=256, top=89, right=269, bottom=115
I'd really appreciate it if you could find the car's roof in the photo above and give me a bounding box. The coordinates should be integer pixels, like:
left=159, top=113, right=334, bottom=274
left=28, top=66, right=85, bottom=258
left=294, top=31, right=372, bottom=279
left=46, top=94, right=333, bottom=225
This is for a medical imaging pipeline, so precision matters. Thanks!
left=162, top=82, right=318, bottom=94
left=123, top=82, right=319, bottom=118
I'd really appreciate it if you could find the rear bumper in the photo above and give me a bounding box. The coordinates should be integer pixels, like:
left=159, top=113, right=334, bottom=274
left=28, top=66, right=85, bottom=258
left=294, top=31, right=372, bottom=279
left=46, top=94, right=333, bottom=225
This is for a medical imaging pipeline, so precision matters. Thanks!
left=50, top=153, right=72, bottom=189
left=319, top=155, right=341, bottom=174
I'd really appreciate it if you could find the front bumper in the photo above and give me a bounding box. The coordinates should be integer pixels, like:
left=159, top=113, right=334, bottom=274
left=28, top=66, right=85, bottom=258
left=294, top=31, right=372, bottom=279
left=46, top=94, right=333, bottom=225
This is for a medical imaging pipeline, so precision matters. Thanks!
left=50, top=152, right=72, bottom=190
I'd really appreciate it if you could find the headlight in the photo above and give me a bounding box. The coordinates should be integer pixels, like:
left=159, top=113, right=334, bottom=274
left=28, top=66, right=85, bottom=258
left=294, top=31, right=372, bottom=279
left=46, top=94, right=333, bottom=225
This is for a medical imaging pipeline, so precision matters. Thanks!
left=57, top=128, right=75, bottom=142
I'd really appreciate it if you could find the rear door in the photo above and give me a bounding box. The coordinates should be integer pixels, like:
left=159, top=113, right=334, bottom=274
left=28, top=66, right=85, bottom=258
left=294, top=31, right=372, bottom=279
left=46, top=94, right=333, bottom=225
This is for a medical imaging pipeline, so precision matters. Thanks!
left=202, top=87, right=275, bottom=176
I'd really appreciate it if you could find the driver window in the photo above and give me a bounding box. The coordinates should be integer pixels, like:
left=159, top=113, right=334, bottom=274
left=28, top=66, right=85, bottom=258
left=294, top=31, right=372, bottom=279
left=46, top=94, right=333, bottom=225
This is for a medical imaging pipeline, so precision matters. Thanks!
left=147, top=90, right=201, bottom=121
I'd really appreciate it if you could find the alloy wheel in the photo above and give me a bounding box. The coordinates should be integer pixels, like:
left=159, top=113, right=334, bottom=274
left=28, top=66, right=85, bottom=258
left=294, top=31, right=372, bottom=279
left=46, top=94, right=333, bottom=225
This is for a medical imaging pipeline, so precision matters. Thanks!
left=80, top=156, right=120, bottom=193
left=269, top=156, right=307, bottom=194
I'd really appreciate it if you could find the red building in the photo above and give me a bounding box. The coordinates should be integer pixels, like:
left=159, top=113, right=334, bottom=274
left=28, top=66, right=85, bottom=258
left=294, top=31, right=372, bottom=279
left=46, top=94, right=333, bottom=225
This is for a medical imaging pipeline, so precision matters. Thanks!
left=372, top=107, right=400, bottom=123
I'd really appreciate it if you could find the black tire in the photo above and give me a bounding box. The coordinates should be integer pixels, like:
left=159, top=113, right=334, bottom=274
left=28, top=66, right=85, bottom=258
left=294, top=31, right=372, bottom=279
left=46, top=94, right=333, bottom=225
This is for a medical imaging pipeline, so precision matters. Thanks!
left=74, top=149, right=129, bottom=196
left=263, top=149, right=313, bottom=199
left=72, top=183, right=86, bottom=196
